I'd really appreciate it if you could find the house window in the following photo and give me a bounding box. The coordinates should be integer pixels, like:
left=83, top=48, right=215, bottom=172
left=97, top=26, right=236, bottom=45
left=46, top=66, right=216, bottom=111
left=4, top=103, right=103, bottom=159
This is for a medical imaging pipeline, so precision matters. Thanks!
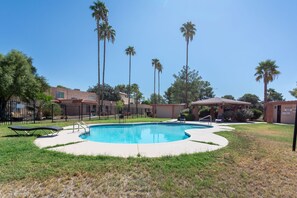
left=56, top=91, right=64, bottom=98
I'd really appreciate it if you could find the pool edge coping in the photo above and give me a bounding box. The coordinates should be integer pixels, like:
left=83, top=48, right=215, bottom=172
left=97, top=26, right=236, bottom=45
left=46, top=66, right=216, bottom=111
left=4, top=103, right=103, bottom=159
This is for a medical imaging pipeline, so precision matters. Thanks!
left=34, top=121, right=234, bottom=158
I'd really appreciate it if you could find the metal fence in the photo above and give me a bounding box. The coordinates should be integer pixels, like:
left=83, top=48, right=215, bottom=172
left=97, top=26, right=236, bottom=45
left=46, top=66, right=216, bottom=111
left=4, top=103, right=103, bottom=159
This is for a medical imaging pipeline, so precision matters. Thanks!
left=0, top=100, right=151, bottom=125
left=0, top=100, right=36, bottom=125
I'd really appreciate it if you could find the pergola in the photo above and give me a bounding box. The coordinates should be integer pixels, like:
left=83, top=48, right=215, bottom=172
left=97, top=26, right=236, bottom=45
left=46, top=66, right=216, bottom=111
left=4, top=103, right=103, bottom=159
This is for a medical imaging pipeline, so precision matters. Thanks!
left=191, top=97, right=251, bottom=120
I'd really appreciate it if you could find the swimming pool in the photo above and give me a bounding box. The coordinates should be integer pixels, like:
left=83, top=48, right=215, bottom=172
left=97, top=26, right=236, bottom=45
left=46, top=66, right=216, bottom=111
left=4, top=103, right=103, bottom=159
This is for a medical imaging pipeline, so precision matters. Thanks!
left=80, top=123, right=211, bottom=144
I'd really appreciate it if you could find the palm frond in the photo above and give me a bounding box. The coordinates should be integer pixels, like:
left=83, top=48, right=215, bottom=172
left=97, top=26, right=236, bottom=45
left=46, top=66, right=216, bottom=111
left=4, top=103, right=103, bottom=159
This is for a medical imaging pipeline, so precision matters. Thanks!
left=180, top=21, right=197, bottom=42
left=125, top=46, right=136, bottom=56
left=255, top=59, right=280, bottom=83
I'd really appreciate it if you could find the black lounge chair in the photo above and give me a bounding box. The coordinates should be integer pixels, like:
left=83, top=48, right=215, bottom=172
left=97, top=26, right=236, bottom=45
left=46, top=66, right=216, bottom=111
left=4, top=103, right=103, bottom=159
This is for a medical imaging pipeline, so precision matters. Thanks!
left=8, top=126, right=63, bottom=136
left=178, top=114, right=186, bottom=122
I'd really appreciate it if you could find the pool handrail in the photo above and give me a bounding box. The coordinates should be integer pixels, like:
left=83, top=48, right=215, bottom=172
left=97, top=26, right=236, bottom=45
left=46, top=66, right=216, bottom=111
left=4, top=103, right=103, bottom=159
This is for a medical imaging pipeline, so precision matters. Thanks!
left=199, top=115, right=212, bottom=125
left=73, top=121, right=90, bottom=133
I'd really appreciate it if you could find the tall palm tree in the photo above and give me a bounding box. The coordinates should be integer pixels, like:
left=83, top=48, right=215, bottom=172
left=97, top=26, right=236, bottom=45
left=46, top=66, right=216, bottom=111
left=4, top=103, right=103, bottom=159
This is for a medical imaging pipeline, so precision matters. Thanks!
left=100, top=22, right=116, bottom=112
left=152, top=58, right=159, bottom=117
left=180, top=21, right=196, bottom=107
left=131, top=83, right=142, bottom=116
left=125, top=46, right=136, bottom=113
left=90, top=0, right=108, bottom=117
left=157, top=62, right=163, bottom=103
left=255, top=59, right=280, bottom=121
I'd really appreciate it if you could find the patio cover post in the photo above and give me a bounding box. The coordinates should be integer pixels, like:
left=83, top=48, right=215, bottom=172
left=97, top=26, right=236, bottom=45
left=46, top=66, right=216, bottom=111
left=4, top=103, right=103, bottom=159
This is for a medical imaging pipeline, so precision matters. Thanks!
left=210, top=106, right=215, bottom=119
left=218, top=104, right=224, bottom=116
left=292, top=104, right=297, bottom=151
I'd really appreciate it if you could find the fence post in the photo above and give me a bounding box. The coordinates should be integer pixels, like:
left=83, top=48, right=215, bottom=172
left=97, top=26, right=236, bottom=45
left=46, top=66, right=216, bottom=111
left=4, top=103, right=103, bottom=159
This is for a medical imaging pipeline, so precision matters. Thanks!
left=78, top=106, right=81, bottom=121
left=10, top=101, right=12, bottom=125
left=33, top=100, right=36, bottom=124
left=99, top=104, right=101, bottom=120
left=292, top=104, right=297, bottom=151
left=64, top=105, right=67, bottom=122
left=81, top=104, right=83, bottom=121
left=89, top=105, right=91, bottom=120
left=51, top=104, right=54, bottom=123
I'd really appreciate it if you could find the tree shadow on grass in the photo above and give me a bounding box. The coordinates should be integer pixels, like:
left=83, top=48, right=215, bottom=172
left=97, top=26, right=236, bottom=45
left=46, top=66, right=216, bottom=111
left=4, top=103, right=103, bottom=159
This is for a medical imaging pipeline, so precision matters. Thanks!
left=3, top=134, right=37, bottom=138
left=2, top=133, right=56, bottom=138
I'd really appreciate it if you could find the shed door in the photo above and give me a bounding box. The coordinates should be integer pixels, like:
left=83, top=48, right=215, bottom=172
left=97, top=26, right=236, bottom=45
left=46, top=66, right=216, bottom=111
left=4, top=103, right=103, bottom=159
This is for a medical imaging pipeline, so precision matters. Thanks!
left=277, top=105, right=281, bottom=123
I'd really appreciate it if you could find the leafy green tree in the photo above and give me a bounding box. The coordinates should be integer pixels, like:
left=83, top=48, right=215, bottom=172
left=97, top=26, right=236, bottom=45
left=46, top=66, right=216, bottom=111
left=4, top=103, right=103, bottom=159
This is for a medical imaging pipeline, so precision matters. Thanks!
left=255, top=59, right=280, bottom=120
left=131, top=83, right=144, bottom=114
left=56, top=85, right=69, bottom=89
left=267, top=88, right=284, bottom=101
left=238, top=93, right=262, bottom=110
left=142, top=99, right=151, bottom=105
left=114, top=84, right=144, bottom=104
left=35, top=93, right=53, bottom=120
left=28, top=75, right=50, bottom=120
left=150, top=94, right=166, bottom=104
left=125, top=46, right=136, bottom=112
left=180, top=21, right=196, bottom=107
left=115, top=100, right=124, bottom=113
left=90, top=0, right=108, bottom=116
left=42, top=102, right=61, bottom=118
left=0, top=50, right=48, bottom=120
left=164, top=86, right=174, bottom=104
left=164, top=66, right=214, bottom=104
left=87, top=84, right=120, bottom=101
left=289, top=83, right=297, bottom=99
left=222, top=95, right=235, bottom=100
left=290, top=88, right=297, bottom=98
left=100, top=22, right=116, bottom=110
left=131, top=84, right=143, bottom=102
left=114, top=84, right=127, bottom=93
left=198, top=81, right=215, bottom=100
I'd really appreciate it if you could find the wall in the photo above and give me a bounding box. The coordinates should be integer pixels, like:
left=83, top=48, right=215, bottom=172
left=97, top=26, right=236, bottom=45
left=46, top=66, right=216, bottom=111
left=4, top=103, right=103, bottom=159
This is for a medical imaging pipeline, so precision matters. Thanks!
left=154, top=104, right=186, bottom=118
left=50, top=87, right=97, bottom=101
left=266, top=101, right=297, bottom=124
left=50, top=87, right=150, bottom=116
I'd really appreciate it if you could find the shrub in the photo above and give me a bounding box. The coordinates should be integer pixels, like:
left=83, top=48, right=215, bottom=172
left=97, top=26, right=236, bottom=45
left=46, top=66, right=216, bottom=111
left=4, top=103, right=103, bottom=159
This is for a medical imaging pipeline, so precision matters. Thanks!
left=251, top=108, right=262, bottom=120
left=222, top=111, right=234, bottom=122
left=185, top=113, right=195, bottom=121
left=116, top=100, right=124, bottom=112
left=42, top=102, right=62, bottom=118
left=199, top=107, right=210, bottom=118
left=181, top=108, right=190, bottom=114
left=235, top=109, right=253, bottom=122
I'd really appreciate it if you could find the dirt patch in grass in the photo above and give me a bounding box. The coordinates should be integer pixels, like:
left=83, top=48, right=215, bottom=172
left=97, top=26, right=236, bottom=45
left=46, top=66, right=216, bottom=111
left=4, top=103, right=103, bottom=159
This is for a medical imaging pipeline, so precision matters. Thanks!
left=0, top=171, right=155, bottom=197
left=197, top=129, right=297, bottom=197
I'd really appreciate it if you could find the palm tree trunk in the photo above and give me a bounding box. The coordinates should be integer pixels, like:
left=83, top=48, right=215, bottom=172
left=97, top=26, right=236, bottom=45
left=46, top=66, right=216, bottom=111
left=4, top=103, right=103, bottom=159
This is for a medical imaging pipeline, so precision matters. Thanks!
left=154, top=67, right=156, bottom=117
left=101, top=37, right=106, bottom=115
left=185, top=39, right=189, bottom=107
left=136, top=99, right=138, bottom=115
left=97, top=21, right=101, bottom=119
left=263, top=79, right=268, bottom=121
left=158, top=71, right=160, bottom=103
left=128, top=55, right=131, bottom=113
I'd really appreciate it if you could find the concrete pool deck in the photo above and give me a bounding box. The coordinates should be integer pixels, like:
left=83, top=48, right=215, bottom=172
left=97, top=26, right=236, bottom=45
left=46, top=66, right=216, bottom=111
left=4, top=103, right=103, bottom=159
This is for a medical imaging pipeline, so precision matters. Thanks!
left=34, top=121, right=234, bottom=158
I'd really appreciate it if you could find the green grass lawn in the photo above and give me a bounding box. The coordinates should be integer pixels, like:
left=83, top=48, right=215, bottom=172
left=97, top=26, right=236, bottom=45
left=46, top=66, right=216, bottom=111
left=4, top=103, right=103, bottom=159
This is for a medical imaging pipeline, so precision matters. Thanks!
left=0, top=120, right=296, bottom=197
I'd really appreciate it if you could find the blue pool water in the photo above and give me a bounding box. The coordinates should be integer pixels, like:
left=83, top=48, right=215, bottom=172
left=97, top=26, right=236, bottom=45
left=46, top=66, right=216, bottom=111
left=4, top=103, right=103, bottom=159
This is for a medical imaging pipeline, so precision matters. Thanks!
left=80, top=123, right=210, bottom=144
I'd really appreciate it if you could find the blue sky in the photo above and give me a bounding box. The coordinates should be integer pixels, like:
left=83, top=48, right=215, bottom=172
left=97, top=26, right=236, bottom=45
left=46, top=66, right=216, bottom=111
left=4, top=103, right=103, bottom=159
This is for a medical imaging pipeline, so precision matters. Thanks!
left=1, top=0, right=296, bottom=101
